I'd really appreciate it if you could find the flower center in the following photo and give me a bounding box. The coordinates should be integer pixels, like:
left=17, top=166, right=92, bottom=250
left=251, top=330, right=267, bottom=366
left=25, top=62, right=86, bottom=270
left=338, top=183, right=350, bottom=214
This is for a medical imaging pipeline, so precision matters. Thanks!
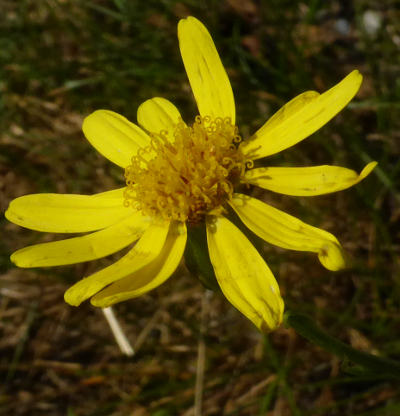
left=124, top=116, right=249, bottom=223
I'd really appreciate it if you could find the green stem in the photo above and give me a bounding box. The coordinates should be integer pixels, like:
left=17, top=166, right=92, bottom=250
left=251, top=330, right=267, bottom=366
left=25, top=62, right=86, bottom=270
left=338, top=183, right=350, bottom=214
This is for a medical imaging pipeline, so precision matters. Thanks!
left=285, top=311, right=400, bottom=379
left=184, top=225, right=220, bottom=292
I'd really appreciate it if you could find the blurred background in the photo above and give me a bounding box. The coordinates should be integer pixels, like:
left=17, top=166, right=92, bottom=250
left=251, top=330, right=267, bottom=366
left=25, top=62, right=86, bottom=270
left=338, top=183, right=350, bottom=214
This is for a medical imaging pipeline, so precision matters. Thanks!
left=1, top=0, right=399, bottom=415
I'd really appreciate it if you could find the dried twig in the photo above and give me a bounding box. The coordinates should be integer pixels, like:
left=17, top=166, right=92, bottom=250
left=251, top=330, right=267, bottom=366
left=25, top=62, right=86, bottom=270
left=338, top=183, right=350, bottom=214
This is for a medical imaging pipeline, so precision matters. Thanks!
left=102, top=307, right=134, bottom=357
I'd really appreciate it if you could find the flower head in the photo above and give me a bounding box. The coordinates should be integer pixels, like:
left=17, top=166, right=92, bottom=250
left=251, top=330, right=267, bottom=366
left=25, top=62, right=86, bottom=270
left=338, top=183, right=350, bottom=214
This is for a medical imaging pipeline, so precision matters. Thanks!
left=123, top=115, right=248, bottom=223
left=5, top=17, right=376, bottom=332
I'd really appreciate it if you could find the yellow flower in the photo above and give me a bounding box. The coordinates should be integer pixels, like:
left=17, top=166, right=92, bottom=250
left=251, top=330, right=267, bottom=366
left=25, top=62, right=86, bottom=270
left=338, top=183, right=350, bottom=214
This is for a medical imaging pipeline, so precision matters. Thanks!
left=5, top=17, right=376, bottom=332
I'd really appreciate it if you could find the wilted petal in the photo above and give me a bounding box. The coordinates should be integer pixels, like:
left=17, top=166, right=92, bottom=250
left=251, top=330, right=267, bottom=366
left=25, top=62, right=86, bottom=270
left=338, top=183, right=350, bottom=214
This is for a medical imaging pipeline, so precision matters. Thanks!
left=245, top=161, right=377, bottom=196
left=230, top=194, right=345, bottom=271
left=206, top=216, right=284, bottom=332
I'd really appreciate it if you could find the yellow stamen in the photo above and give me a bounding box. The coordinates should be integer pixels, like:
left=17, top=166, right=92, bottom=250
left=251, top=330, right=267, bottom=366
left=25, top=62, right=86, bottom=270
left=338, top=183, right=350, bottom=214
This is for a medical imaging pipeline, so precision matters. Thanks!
left=124, top=116, right=248, bottom=223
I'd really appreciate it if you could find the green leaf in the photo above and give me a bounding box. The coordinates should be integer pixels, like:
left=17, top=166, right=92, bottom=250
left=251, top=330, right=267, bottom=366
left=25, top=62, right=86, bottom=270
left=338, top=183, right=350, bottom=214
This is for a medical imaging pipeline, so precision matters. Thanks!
left=285, top=311, right=400, bottom=380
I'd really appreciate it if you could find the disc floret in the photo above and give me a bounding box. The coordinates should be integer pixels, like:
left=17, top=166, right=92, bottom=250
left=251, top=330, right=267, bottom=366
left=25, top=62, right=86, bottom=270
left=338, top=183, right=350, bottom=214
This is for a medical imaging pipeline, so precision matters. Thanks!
left=124, top=116, right=249, bottom=223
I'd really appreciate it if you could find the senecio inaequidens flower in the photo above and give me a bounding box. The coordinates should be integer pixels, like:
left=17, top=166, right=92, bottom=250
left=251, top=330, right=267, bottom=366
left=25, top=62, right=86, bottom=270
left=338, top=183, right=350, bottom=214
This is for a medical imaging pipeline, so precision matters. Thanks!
left=6, top=17, right=376, bottom=332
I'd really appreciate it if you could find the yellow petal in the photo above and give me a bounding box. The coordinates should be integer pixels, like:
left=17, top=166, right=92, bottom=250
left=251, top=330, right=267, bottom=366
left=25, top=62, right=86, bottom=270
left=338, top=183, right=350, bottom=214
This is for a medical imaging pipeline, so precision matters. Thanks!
left=206, top=216, right=284, bottom=332
left=5, top=188, right=130, bottom=233
left=64, top=220, right=170, bottom=306
left=137, top=97, right=183, bottom=135
left=230, top=194, right=345, bottom=271
left=91, top=221, right=187, bottom=307
left=10, top=213, right=150, bottom=267
left=178, top=16, right=235, bottom=123
left=83, top=110, right=151, bottom=167
left=240, top=71, right=363, bottom=160
left=245, top=161, right=377, bottom=196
